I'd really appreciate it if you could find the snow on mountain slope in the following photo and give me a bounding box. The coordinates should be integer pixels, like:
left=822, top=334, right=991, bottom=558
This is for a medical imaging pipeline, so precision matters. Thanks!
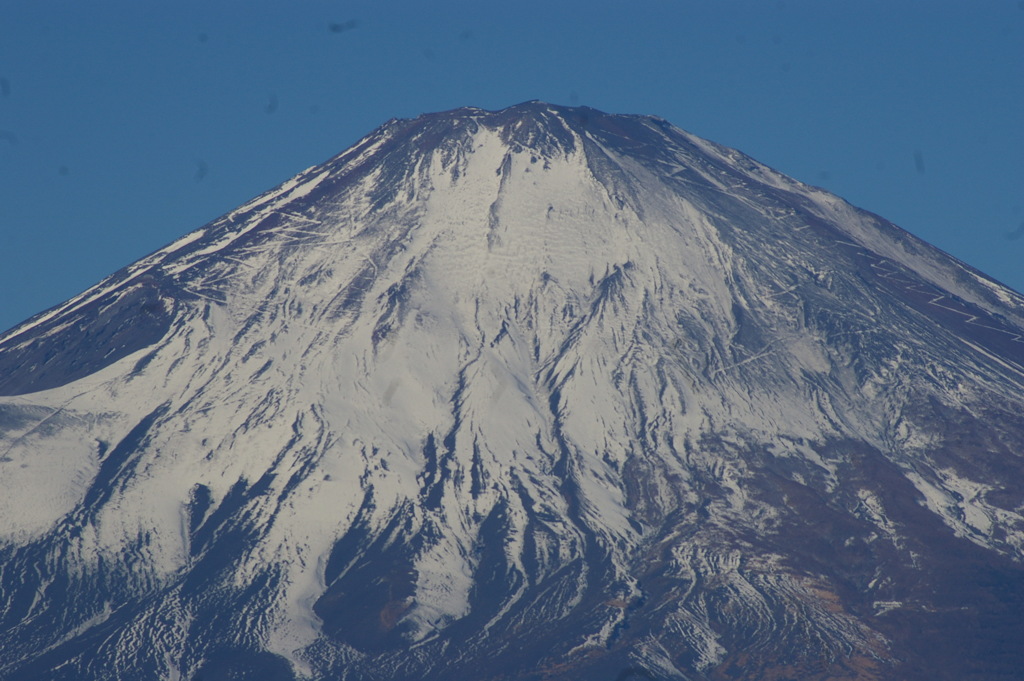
left=2, top=102, right=1024, bottom=681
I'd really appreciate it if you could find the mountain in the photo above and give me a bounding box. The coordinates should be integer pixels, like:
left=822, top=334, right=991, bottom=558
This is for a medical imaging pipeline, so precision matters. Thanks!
left=2, top=101, right=1024, bottom=681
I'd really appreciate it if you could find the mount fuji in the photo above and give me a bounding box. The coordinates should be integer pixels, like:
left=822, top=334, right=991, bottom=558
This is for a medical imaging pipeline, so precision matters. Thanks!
left=2, top=102, right=1024, bottom=681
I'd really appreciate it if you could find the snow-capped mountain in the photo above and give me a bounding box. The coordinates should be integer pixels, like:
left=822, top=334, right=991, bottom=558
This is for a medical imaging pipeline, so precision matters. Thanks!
left=2, top=102, right=1024, bottom=681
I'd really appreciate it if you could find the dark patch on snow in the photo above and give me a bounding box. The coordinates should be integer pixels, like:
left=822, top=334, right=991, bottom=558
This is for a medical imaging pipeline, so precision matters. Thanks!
left=0, top=281, right=174, bottom=396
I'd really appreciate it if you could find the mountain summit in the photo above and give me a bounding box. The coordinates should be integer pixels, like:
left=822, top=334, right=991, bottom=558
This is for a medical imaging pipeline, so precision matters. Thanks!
left=2, top=102, right=1024, bottom=680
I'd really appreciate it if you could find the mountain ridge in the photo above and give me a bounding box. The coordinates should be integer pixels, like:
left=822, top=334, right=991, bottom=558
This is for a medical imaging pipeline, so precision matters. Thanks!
left=2, top=102, right=1024, bottom=680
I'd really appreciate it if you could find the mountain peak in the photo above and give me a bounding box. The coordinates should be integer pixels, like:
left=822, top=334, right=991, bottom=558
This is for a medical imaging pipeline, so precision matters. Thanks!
left=2, top=105, right=1024, bottom=681
left=419, top=99, right=609, bottom=119
left=375, top=100, right=674, bottom=163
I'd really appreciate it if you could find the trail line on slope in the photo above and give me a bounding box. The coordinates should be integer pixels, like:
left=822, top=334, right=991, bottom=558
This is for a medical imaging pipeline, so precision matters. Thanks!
left=711, top=342, right=777, bottom=378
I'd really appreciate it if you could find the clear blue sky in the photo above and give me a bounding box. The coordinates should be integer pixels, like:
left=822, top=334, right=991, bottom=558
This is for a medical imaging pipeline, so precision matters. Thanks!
left=1, top=1, right=1022, bottom=333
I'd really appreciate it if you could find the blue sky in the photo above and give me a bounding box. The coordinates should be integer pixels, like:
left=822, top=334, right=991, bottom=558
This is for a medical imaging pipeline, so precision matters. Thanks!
left=1, top=1, right=1021, bottom=333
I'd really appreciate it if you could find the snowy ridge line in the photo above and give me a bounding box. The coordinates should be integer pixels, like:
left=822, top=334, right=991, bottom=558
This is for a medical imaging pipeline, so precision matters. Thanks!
left=0, top=267, right=145, bottom=345
left=164, top=170, right=333, bottom=277
left=0, top=171, right=338, bottom=346
left=0, top=226, right=217, bottom=345
left=831, top=235, right=1024, bottom=345
left=690, top=116, right=1024, bottom=330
